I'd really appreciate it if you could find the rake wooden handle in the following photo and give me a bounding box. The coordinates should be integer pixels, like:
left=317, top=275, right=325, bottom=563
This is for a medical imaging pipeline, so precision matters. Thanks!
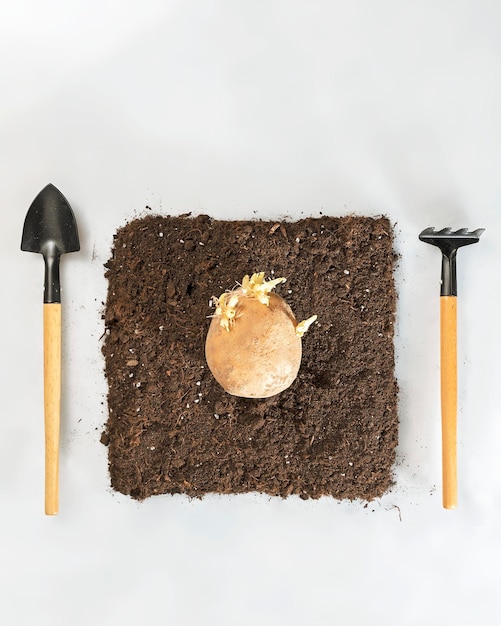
left=44, top=303, right=61, bottom=515
left=440, top=296, right=457, bottom=509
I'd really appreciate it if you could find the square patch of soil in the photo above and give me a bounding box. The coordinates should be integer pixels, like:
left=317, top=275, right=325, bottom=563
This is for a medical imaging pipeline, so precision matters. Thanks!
left=101, top=214, right=398, bottom=501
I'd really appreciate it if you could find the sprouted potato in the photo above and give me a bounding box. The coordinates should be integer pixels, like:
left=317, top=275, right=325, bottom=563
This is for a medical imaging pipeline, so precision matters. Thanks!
left=205, top=273, right=317, bottom=398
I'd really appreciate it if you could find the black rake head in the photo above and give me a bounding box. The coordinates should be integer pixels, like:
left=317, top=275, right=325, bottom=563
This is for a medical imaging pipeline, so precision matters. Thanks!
left=419, top=227, right=484, bottom=255
left=419, top=227, right=484, bottom=296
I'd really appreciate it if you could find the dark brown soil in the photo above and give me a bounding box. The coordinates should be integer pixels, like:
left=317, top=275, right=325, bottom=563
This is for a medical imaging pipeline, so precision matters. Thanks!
left=101, top=214, right=398, bottom=501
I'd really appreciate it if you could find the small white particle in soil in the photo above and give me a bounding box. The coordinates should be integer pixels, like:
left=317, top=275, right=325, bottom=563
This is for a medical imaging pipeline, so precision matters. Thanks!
left=196, top=381, right=201, bottom=386
left=129, top=373, right=133, bottom=378
left=343, top=269, right=350, bottom=275
left=295, top=237, right=300, bottom=243
left=180, top=239, right=184, bottom=243
left=186, top=403, right=190, bottom=408
left=150, top=446, right=155, bottom=450
left=194, top=399, right=200, bottom=404
left=214, top=414, right=220, bottom=419
left=159, top=325, right=164, bottom=331
left=159, top=232, right=163, bottom=237
left=199, top=242, right=204, bottom=246
left=348, top=462, right=353, bottom=466
left=288, top=289, right=292, bottom=294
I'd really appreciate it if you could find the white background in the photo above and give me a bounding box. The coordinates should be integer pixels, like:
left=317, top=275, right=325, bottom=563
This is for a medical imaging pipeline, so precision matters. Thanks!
left=1, top=1, right=500, bottom=624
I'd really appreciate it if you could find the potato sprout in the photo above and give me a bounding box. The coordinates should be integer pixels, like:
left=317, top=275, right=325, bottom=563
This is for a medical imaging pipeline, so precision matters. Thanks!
left=205, top=273, right=317, bottom=398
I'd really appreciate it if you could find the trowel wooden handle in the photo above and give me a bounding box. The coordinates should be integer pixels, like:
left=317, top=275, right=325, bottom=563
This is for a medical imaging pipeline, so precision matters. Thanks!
left=44, top=303, right=61, bottom=515
left=440, top=296, right=457, bottom=509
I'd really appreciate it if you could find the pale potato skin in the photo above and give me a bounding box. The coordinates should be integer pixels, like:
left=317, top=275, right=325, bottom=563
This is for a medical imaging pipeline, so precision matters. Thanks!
left=205, top=292, right=302, bottom=398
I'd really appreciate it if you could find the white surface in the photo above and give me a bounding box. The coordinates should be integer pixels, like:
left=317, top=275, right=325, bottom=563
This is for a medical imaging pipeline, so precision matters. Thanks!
left=1, top=1, right=500, bottom=624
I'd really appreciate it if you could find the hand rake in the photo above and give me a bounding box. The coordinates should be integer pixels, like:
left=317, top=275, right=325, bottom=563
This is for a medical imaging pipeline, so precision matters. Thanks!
left=419, top=226, right=484, bottom=509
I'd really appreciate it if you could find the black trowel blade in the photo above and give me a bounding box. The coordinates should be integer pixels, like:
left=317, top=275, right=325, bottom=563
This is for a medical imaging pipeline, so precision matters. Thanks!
left=21, top=184, right=80, bottom=255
